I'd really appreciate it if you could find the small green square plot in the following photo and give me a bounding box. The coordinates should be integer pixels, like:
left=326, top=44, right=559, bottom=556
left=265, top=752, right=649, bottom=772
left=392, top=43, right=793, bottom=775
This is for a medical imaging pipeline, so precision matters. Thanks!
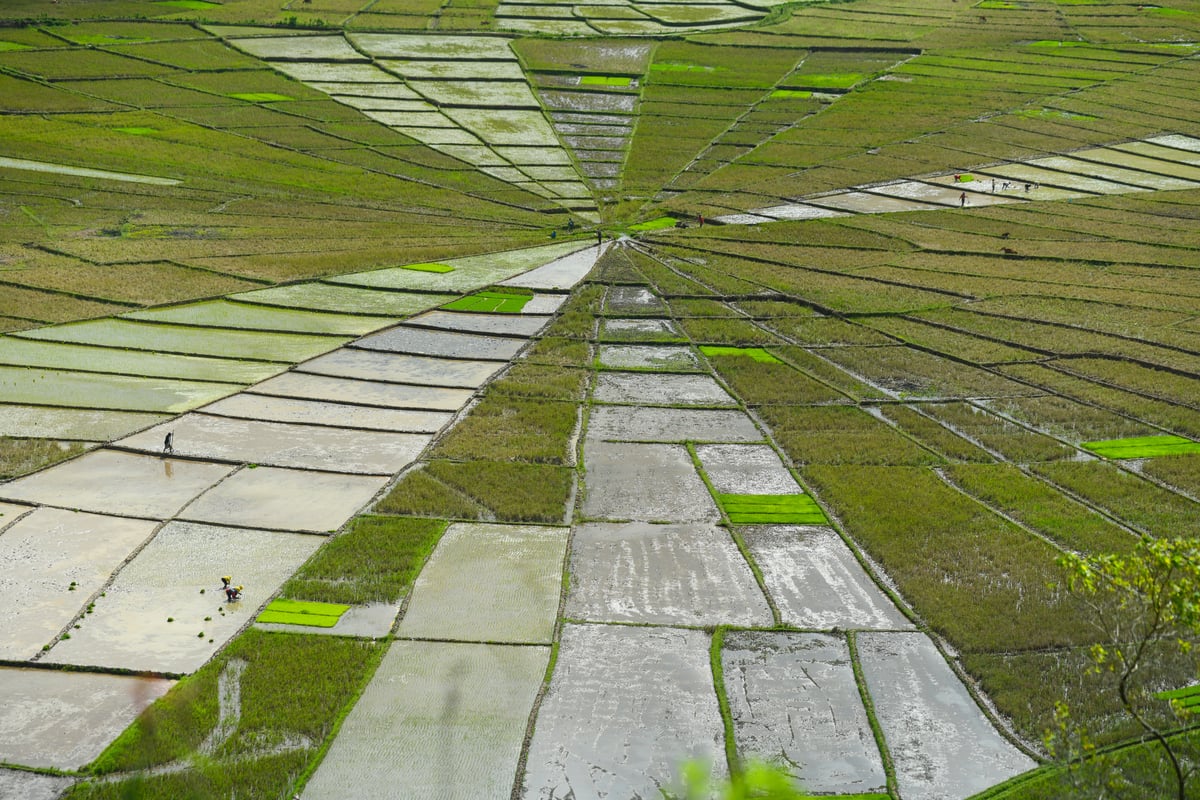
left=443, top=289, right=533, bottom=313
left=1082, top=434, right=1200, bottom=459
left=1157, top=685, right=1200, bottom=713
left=699, top=345, right=782, bottom=363
left=716, top=493, right=828, bottom=525
left=256, top=598, right=351, bottom=628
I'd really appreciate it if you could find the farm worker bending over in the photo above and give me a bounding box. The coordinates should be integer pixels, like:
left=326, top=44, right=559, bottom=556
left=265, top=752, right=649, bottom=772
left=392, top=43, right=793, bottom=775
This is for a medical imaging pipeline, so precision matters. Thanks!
left=225, top=585, right=242, bottom=602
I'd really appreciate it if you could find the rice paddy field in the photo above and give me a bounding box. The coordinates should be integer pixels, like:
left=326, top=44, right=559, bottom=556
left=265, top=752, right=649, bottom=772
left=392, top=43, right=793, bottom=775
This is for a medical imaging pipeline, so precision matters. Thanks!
left=2, top=0, right=1200, bottom=798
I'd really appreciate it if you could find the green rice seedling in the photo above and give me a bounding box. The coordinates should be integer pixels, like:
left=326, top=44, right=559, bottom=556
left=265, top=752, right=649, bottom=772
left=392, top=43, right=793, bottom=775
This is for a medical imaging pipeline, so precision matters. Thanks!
left=431, top=396, right=578, bottom=464
left=1082, top=435, right=1200, bottom=460
left=803, top=464, right=1092, bottom=653
left=714, top=493, right=827, bottom=525
left=0, top=437, right=89, bottom=479
left=256, top=599, right=350, bottom=628
left=282, top=515, right=445, bottom=605
left=946, top=463, right=1136, bottom=555
left=923, top=402, right=1076, bottom=464
left=876, top=404, right=995, bottom=463
left=762, top=405, right=941, bottom=466
left=442, top=289, right=534, bottom=313
left=1031, top=461, right=1200, bottom=539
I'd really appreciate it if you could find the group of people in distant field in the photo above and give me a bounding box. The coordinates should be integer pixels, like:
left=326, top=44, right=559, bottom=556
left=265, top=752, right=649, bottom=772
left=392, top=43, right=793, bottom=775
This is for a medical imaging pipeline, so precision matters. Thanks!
left=221, top=576, right=243, bottom=602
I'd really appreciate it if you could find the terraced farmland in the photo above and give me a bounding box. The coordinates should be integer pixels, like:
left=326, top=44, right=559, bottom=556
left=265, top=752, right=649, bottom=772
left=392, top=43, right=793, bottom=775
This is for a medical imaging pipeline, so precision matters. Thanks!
left=2, top=1, right=1200, bottom=799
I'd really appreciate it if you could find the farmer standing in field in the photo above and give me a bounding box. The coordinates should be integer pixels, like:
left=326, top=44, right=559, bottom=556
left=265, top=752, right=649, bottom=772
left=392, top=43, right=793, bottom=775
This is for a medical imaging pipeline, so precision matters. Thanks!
left=959, top=192, right=967, bottom=207
left=163, top=431, right=174, bottom=454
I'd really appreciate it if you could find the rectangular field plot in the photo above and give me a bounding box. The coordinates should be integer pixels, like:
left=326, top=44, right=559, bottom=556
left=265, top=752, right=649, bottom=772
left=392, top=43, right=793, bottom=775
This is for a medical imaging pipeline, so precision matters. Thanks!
left=696, top=443, right=798, bottom=493
left=409, top=310, right=550, bottom=336
left=16, top=319, right=348, bottom=363
left=593, top=371, right=734, bottom=406
left=582, top=440, right=719, bottom=522
left=597, top=344, right=701, bottom=370
left=231, top=284, right=451, bottom=316
left=858, top=632, right=1035, bottom=799
left=566, top=521, right=771, bottom=626
left=249, top=371, right=473, bottom=410
left=397, top=522, right=567, bottom=643
left=742, top=526, right=912, bottom=630
left=498, top=244, right=603, bottom=290
left=124, top=300, right=400, bottom=336
left=298, top=348, right=504, bottom=388
left=717, top=494, right=826, bottom=525
left=45, top=521, right=323, bottom=675
left=0, top=449, right=233, bottom=518
left=182, top=466, right=387, bottom=533
left=302, top=640, right=547, bottom=800
left=602, top=318, right=679, bottom=341
left=0, top=365, right=239, bottom=414
left=522, top=624, right=725, bottom=800
left=0, top=508, right=158, bottom=660
left=442, top=289, right=532, bottom=313
left=200, top=393, right=452, bottom=433
left=0, top=405, right=168, bottom=441
left=1029, top=155, right=1199, bottom=190
left=256, top=598, right=350, bottom=628
left=354, top=326, right=527, bottom=361
left=1082, top=434, right=1200, bottom=459
left=118, top=414, right=431, bottom=474
left=0, top=337, right=280, bottom=384
left=586, top=405, right=762, bottom=442
left=809, top=192, right=941, bottom=214
left=0, top=668, right=172, bottom=770
left=722, top=631, right=886, bottom=795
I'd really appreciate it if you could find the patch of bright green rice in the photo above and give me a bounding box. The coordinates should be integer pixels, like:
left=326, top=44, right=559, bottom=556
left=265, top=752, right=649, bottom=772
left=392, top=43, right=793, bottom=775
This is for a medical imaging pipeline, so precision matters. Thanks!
left=791, top=73, right=863, bottom=89
left=256, top=598, right=351, bottom=628
left=0, top=42, right=32, bottom=52
left=116, top=127, right=157, bottom=135
left=230, top=92, right=294, bottom=103
left=580, top=76, right=632, bottom=87
left=1156, top=684, right=1200, bottom=711
left=443, top=290, right=532, bottom=313
left=628, top=216, right=678, bottom=231
left=717, top=493, right=828, bottom=525
left=699, top=345, right=781, bottom=363
left=771, top=89, right=811, bottom=99
left=1082, top=434, right=1200, bottom=459
left=402, top=262, right=455, bottom=273
left=651, top=63, right=720, bottom=73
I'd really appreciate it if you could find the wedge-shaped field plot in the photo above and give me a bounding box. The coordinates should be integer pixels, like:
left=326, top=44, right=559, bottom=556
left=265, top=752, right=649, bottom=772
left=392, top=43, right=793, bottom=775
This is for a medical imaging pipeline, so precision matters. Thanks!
left=597, top=344, right=700, bottom=370
left=1029, top=155, right=1198, bottom=191
left=722, top=631, right=887, bottom=795
left=351, top=32, right=517, bottom=60
left=0, top=405, right=168, bottom=441
left=298, top=349, right=503, bottom=389
left=0, top=768, right=74, bottom=800
left=303, top=640, right=547, bottom=800
left=16, top=319, right=347, bottom=363
left=696, top=444, right=799, bottom=494
left=858, top=632, right=1035, bottom=799
left=249, top=371, right=473, bottom=411
left=0, top=365, right=238, bottom=414
left=45, top=521, right=322, bottom=674
left=522, top=624, right=725, bottom=800
left=0, top=449, right=233, bottom=518
left=743, top=526, right=912, bottom=630
left=499, top=244, right=603, bottom=290
left=228, top=34, right=366, bottom=61
left=354, top=326, right=527, bottom=361
left=182, top=467, right=387, bottom=533
left=566, top=521, right=771, bottom=626
left=582, top=441, right=719, bottom=522
left=0, top=508, right=158, bottom=660
left=0, top=336, right=279, bottom=384
left=593, top=371, right=734, bottom=406
left=201, top=393, right=452, bottom=433
left=124, top=300, right=399, bottom=336
left=587, top=406, right=762, bottom=443
left=409, top=310, right=551, bottom=337
left=397, top=522, right=567, bottom=643
left=118, top=414, right=431, bottom=474
left=232, top=284, right=452, bottom=316
left=0, top=668, right=172, bottom=770
left=0, top=501, right=31, bottom=530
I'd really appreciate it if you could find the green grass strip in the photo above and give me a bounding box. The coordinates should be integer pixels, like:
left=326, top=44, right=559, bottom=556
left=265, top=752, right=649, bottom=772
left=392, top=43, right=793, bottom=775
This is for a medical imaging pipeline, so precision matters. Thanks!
left=699, top=345, right=782, bottom=364
left=443, top=289, right=532, bottom=313
left=770, top=89, right=812, bottom=98
left=628, top=216, right=679, bottom=232
left=1156, top=684, right=1200, bottom=710
left=716, top=493, right=828, bottom=524
left=651, top=62, right=720, bottom=72
left=155, top=0, right=219, bottom=7
left=256, top=599, right=350, bottom=628
left=229, top=92, right=293, bottom=103
left=791, top=72, right=863, bottom=88
left=402, top=262, right=455, bottom=273
left=580, top=76, right=632, bottom=87
left=1082, top=434, right=1200, bottom=459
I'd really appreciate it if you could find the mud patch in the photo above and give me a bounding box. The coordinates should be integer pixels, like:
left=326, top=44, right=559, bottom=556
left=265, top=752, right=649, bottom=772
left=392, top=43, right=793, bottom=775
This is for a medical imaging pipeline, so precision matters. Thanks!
left=587, top=406, right=761, bottom=442
left=354, top=326, right=527, bottom=361
left=695, top=443, right=798, bottom=494
left=201, top=393, right=453, bottom=433
left=249, top=371, right=472, bottom=411
left=592, top=371, right=733, bottom=406
left=597, top=344, right=700, bottom=370
left=582, top=440, right=718, bottom=522
left=298, top=348, right=503, bottom=388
